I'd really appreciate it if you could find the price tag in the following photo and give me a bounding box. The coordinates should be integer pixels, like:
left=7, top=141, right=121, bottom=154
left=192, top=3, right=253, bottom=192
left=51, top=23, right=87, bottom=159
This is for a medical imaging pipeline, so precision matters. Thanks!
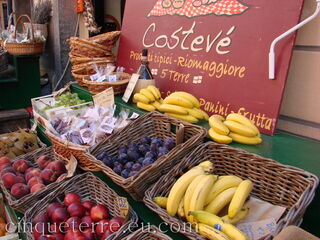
left=117, top=197, right=129, bottom=219
left=93, top=87, right=114, bottom=108
left=122, top=73, right=140, bottom=103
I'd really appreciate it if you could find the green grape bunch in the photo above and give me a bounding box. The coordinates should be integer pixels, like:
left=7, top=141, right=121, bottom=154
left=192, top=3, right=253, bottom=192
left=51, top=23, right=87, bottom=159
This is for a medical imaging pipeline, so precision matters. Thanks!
left=41, top=92, right=86, bottom=111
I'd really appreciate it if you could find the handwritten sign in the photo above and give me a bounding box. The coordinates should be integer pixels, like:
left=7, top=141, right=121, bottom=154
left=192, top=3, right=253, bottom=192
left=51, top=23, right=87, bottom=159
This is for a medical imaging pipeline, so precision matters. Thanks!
left=122, top=73, right=140, bottom=103
left=93, top=87, right=114, bottom=108
left=117, top=0, right=304, bottom=135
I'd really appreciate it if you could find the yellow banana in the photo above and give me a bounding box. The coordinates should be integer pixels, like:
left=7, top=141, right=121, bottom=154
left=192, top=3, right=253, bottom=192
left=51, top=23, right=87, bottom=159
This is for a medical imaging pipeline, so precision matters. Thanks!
left=159, top=104, right=188, bottom=115
left=223, top=120, right=257, bottom=137
left=140, top=88, right=156, bottom=102
left=170, top=91, right=200, bottom=108
left=133, top=93, right=150, bottom=104
left=137, top=102, right=156, bottom=112
left=158, top=98, right=164, bottom=104
left=229, top=133, right=262, bottom=145
left=226, top=113, right=260, bottom=136
left=198, top=160, right=214, bottom=172
left=184, top=174, right=207, bottom=221
left=150, top=101, right=161, bottom=111
left=189, top=211, right=248, bottom=240
left=165, top=112, right=199, bottom=123
left=147, top=85, right=161, bottom=99
left=222, top=207, right=249, bottom=224
left=209, top=115, right=229, bottom=135
left=164, top=96, right=194, bottom=108
left=208, top=128, right=232, bottom=144
left=166, top=166, right=204, bottom=216
left=228, top=180, right=253, bottom=218
left=205, top=187, right=237, bottom=215
left=205, top=176, right=243, bottom=205
left=188, top=175, right=217, bottom=222
left=197, top=223, right=232, bottom=240
left=177, top=197, right=185, bottom=218
left=153, top=196, right=167, bottom=208
left=186, top=108, right=204, bottom=119
left=198, top=108, right=209, bottom=121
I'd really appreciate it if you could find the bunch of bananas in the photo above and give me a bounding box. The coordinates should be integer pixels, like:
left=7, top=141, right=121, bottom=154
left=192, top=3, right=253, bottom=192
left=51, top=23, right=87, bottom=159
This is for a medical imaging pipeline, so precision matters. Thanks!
left=208, top=113, right=262, bottom=145
left=133, top=86, right=163, bottom=112
left=153, top=161, right=253, bottom=240
left=159, top=92, right=209, bottom=123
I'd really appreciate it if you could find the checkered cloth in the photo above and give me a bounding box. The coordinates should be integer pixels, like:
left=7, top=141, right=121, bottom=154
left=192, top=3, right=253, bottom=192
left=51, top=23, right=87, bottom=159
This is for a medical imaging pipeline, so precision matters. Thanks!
left=148, top=0, right=249, bottom=18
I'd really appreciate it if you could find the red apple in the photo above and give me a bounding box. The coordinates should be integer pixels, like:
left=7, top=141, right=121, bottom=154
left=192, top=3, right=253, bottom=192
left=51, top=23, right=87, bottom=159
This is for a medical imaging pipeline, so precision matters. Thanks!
left=51, top=208, right=69, bottom=223
left=90, top=205, right=109, bottom=222
left=46, top=202, right=64, bottom=217
left=82, top=201, right=95, bottom=212
left=49, top=223, right=62, bottom=234
left=64, top=193, right=81, bottom=206
left=95, top=219, right=110, bottom=236
left=0, top=163, right=11, bottom=172
left=82, top=228, right=96, bottom=240
left=40, top=169, right=57, bottom=184
left=28, top=176, right=43, bottom=188
left=64, top=230, right=85, bottom=240
left=25, top=168, right=42, bottom=182
left=56, top=173, right=68, bottom=182
left=67, top=203, right=85, bottom=218
left=32, top=212, right=49, bottom=225
left=65, top=217, right=81, bottom=231
left=0, top=167, right=15, bottom=177
left=80, top=216, right=94, bottom=229
left=11, top=183, right=30, bottom=199
left=52, top=233, right=64, bottom=240
left=39, top=235, right=56, bottom=240
left=33, top=225, right=48, bottom=240
left=46, top=161, right=67, bottom=176
left=12, top=159, right=30, bottom=173
left=37, top=155, right=53, bottom=169
left=109, top=217, right=125, bottom=233
left=2, top=172, right=17, bottom=188
left=0, top=157, right=11, bottom=166
left=16, top=175, right=25, bottom=184
left=31, top=183, right=46, bottom=193
left=101, top=230, right=113, bottom=240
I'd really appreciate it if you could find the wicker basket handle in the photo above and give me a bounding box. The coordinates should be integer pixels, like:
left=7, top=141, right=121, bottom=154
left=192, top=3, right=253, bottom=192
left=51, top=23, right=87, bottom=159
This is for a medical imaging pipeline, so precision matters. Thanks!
left=14, top=14, right=35, bottom=42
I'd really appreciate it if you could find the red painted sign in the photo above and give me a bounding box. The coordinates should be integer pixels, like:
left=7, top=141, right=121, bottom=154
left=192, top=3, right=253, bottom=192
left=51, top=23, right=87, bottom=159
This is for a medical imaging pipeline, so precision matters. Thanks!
left=117, top=0, right=305, bottom=135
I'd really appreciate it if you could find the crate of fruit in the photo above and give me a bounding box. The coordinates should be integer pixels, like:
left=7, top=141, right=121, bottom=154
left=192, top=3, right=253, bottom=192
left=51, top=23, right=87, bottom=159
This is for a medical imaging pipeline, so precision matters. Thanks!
left=0, top=146, right=77, bottom=213
left=85, top=111, right=207, bottom=201
left=23, top=172, right=138, bottom=240
left=122, top=225, right=173, bottom=240
left=144, top=142, right=319, bottom=240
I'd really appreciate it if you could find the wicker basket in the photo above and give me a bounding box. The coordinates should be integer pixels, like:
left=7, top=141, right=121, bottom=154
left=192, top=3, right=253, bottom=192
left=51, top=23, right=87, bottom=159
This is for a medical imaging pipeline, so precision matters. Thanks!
left=45, top=130, right=100, bottom=171
left=123, top=226, right=173, bottom=240
left=89, top=31, right=121, bottom=49
left=143, top=142, right=319, bottom=240
left=0, top=146, right=77, bottom=213
left=82, top=72, right=131, bottom=95
left=4, top=15, right=44, bottom=56
left=85, top=111, right=207, bottom=201
left=23, top=172, right=138, bottom=240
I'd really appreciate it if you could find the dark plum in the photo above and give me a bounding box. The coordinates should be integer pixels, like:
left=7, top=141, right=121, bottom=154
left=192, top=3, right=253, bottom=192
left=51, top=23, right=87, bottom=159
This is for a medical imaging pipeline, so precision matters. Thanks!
left=113, top=165, right=122, bottom=175
left=127, top=151, right=140, bottom=161
left=140, top=137, right=151, bottom=144
left=145, top=151, right=156, bottom=159
left=138, top=144, right=149, bottom=156
left=129, top=171, right=139, bottom=177
left=158, top=146, right=170, bottom=157
left=128, top=142, right=138, bottom=150
left=124, top=162, right=134, bottom=170
left=137, top=158, right=144, bottom=164
left=131, top=163, right=142, bottom=172
left=103, top=157, right=113, bottom=168
left=111, top=157, right=118, bottom=163
left=118, top=153, right=128, bottom=164
left=113, top=161, right=121, bottom=167
left=121, top=169, right=130, bottom=178
left=97, top=152, right=108, bottom=161
left=151, top=138, right=163, bottom=146
left=164, top=138, right=175, bottom=150
left=142, top=157, right=154, bottom=167
left=118, top=145, right=128, bottom=155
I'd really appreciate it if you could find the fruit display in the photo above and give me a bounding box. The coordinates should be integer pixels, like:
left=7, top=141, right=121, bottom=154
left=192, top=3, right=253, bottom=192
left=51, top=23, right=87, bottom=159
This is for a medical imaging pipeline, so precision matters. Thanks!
left=0, top=155, right=68, bottom=199
left=208, top=113, right=262, bottom=145
left=133, top=85, right=163, bottom=112
left=0, top=128, right=42, bottom=159
left=96, top=136, right=176, bottom=178
left=31, top=192, right=125, bottom=240
left=41, top=92, right=86, bottom=112
left=153, top=160, right=253, bottom=240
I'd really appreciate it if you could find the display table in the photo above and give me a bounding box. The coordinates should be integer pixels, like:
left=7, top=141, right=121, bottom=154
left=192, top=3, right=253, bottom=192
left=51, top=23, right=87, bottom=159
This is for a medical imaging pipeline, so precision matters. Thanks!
left=31, top=83, right=320, bottom=239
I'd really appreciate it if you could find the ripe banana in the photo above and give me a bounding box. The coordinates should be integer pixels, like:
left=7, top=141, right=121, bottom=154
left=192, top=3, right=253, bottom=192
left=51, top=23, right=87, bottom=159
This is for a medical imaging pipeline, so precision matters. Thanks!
left=188, top=175, right=217, bottom=222
left=189, top=211, right=248, bottom=240
left=208, top=128, right=232, bottom=144
left=228, top=180, right=253, bottom=218
left=133, top=93, right=150, bottom=104
left=223, top=120, right=257, bottom=137
left=153, top=196, right=167, bottom=208
left=186, top=108, right=204, bottom=119
left=164, top=96, right=194, bottom=108
left=209, top=115, right=229, bottom=135
left=170, top=91, right=200, bottom=108
left=177, top=197, right=185, bottom=218
left=192, top=108, right=209, bottom=120
left=166, top=166, right=204, bottom=216
left=140, top=88, right=156, bottom=102
left=184, top=174, right=207, bottom=221
left=205, top=176, right=243, bottom=205
left=226, top=113, right=259, bottom=136
left=158, top=98, right=164, bottom=104
left=165, top=112, right=199, bottom=123
left=197, top=223, right=231, bottom=240
left=222, top=207, right=249, bottom=224
left=229, top=133, right=262, bottom=145
left=205, top=187, right=237, bottom=215
left=150, top=101, right=161, bottom=111
left=147, top=85, right=161, bottom=99
left=198, top=160, right=214, bottom=172
left=137, top=102, right=156, bottom=112
left=159, top=104, right=188, bottom=115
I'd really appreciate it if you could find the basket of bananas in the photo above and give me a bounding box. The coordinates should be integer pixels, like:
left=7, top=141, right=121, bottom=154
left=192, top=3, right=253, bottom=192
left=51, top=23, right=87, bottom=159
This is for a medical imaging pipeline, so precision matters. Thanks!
left=122, top=225, right=173, bottom=240
left=144, top=142, right=318, bottom=240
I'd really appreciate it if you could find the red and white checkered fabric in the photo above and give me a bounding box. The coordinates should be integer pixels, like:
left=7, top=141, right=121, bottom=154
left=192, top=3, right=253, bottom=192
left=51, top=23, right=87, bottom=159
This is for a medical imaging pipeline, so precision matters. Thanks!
left=148, top=0, right=249, bottom=18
